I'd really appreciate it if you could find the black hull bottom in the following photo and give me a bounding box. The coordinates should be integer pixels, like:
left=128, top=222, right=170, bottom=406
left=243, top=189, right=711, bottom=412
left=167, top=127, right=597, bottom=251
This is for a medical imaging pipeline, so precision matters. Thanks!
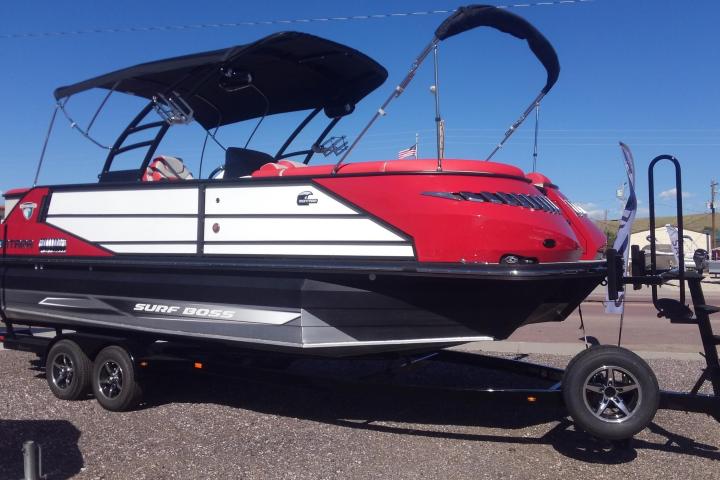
left=1, top=258, right=605, bottom=357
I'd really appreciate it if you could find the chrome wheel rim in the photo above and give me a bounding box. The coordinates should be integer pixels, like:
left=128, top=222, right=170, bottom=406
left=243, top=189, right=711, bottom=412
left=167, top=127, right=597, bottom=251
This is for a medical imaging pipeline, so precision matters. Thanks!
left=582, top=365, right=642, bottom=424
left=98, top=361, right=123, bottom=399
left=51, top=353, right=74, bottom=390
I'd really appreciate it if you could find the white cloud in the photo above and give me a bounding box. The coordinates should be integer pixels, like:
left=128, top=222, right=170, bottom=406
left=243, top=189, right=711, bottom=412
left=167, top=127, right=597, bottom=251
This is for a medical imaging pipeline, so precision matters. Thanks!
left=659, top=187, right=693, bottom=199
left=576, top=202, right=606, bottom=220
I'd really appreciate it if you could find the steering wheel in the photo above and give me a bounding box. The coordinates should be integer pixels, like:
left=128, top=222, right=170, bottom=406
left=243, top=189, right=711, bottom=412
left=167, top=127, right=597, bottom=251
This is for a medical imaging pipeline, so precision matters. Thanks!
left=208, top=165, right=225, bottom=179
left=275, top=149, right=315, bottom=164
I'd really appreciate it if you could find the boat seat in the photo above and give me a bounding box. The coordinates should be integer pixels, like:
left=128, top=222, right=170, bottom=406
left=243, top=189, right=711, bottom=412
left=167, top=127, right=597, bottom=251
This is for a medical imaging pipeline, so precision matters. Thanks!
left=252, top=159, right=308, bottom=177
left=143, top=156, right=193, bottom=182
left=99, top=169, right=142, bottom=183
left=278, top=160, right=306, bottom=168
left=224, top=147, right=275, bottom=178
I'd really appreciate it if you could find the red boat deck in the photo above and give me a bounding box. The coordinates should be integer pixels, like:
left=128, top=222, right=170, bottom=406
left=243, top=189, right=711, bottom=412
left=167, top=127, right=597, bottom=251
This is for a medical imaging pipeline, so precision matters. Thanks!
left=252, top=159, right=526, bottom=178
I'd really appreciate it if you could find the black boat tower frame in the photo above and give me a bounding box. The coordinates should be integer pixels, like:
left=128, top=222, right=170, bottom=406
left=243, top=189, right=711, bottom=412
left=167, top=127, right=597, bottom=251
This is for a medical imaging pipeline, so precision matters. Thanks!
left=35, top=31, right=391, bottom=185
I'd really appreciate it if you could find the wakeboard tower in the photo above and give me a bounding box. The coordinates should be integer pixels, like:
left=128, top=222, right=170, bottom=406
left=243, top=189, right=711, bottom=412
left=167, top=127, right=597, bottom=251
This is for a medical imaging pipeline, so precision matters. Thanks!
left=1, top=5, right=607, bottom=356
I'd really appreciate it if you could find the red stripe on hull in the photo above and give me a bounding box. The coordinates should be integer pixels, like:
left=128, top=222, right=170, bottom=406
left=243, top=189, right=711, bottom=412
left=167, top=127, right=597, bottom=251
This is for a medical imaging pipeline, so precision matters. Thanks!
left=2, top=188, right=112, bottom=257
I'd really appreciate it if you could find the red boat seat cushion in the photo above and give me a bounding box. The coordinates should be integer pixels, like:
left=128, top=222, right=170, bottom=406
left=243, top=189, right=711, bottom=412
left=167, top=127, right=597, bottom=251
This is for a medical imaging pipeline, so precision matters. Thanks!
left=251, top=159, right=524, bottom=178
left=143, top=156, right=194, bottom=182
left=278, top=160, right=306, bottom=168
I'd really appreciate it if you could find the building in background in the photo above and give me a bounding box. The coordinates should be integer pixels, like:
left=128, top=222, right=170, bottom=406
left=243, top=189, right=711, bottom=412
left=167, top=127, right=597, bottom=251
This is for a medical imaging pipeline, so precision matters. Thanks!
left=630, top=226, right=710, bottom=270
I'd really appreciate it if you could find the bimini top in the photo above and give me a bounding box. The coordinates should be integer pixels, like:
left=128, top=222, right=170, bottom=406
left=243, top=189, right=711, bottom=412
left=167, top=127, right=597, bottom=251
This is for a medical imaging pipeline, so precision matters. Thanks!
left=53, top=31, right=388, bottom=129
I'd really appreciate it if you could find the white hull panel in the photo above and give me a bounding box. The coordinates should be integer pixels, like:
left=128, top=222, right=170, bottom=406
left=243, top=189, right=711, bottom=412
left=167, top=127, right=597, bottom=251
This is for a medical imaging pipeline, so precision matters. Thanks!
left=43, top=183, right=414, bottom=257
left=205, top=217, right=405, bottom=242
left=49, top=188, right=199, bottom=215
left=203, top=243, right=414, bottom=257
left=48, top=217, right=198, bottom=242
left=102, top=243, right=198, bottom=254
left=205, top=185, right=356, bottom=215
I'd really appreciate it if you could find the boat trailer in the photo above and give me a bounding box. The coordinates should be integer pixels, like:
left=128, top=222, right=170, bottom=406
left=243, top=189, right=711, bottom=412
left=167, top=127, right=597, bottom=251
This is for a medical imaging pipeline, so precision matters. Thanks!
left=2, top=155, right=720, bottom=441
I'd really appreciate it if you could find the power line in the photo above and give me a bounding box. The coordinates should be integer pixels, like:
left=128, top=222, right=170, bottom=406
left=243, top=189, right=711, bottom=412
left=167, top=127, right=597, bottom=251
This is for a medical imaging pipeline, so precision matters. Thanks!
left=0, top=0, right=594, bottom=40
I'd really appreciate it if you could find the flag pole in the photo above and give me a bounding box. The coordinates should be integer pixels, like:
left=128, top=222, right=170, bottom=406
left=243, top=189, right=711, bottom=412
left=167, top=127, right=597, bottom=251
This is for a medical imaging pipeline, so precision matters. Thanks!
left=415, top=132, right=419, bottom=159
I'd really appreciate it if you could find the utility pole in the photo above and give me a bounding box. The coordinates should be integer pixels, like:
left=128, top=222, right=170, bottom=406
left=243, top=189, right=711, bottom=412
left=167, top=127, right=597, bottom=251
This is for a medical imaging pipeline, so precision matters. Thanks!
left=711, top=180, right=718, bottom=251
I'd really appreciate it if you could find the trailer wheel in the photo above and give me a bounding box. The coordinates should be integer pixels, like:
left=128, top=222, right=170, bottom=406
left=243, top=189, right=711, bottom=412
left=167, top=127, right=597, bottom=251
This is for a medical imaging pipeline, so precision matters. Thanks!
left=46, top=339, right=92, bottom=400
left=92, top=345, right=142, bottom=411
left=563, top=346, right=659, bottom=441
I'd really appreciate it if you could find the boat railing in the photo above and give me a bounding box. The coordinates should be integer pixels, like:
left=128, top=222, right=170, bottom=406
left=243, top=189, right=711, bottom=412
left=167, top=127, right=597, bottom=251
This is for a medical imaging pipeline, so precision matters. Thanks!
left=647, top=155, right=686, bottom=307
left=334, top=4, right=560, bottom=174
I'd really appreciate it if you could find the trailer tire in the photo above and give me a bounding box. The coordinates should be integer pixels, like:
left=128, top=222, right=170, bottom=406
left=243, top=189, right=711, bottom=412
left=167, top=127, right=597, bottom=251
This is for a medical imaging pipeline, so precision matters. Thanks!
left=46, top=339, right=93, bottom=401
left=563, top=345, right=659, bottom=441
left=92, top=345, right=142, bottom=411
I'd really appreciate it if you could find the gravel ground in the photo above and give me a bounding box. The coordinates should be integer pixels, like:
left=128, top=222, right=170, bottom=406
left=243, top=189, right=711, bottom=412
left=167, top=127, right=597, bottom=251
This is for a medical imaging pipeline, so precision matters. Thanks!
left=1, top=349, right=720, bottom=479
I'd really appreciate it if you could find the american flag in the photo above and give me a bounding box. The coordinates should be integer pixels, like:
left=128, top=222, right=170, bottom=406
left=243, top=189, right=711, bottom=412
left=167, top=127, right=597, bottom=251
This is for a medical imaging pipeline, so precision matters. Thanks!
left=397, top=144, right=417, bottom=159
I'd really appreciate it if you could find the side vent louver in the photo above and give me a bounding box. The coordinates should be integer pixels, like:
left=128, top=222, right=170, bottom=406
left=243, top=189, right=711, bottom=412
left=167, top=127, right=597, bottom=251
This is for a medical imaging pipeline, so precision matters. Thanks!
left=422, top=191, right=561, bottom=214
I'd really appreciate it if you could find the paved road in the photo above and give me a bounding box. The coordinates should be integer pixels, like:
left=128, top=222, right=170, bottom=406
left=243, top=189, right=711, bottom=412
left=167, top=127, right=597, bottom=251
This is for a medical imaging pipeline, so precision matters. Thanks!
left=493, top=283, right=720, bottom=356
left=1, top=350, right=719, bottom=479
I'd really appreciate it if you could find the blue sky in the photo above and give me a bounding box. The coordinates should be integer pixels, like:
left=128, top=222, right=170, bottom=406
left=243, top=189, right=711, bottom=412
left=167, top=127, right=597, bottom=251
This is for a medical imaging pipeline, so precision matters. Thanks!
left=1, top=0, right=718, bottom=219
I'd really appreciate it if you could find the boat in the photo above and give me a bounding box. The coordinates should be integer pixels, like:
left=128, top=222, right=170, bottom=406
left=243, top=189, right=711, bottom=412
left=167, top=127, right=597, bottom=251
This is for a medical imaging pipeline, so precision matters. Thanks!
left=0, top=5, right=607, bottom=357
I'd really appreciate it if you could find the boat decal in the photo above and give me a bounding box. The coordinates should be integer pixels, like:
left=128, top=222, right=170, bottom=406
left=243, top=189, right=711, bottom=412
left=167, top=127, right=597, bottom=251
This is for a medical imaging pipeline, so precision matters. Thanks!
left=296, top=190, right=318, bottom=206
left=35, top=294, right=301, bottom=325
left=128, top=302, right=300, bottom=325
left=39, top=238, right=67, bottom=254
left=4, top=239, right=34, bottom=249
left=40, top=297, right=88, bottom=308
left=38, top=296, right=116, bottom=313
left=20, top=202, right=37, bottom=220
left=133, top=303, right=234, bottom=319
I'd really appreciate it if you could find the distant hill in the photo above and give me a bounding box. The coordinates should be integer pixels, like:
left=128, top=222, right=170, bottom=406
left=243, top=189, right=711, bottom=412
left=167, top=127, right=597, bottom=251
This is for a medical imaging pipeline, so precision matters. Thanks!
left=595, top=213, right=714, bottom=235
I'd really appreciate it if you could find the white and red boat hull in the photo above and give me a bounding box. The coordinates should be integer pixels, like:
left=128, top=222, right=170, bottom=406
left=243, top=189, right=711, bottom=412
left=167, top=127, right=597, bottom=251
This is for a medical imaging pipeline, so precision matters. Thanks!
left=0, top=160, right=606, bottom=356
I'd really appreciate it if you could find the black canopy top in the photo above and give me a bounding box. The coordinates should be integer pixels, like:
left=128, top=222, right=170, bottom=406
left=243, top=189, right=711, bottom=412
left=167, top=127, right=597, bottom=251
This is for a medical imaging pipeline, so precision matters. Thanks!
left=54, top=32, right=388, bottom=129
left=435, top=5, right=560, bottom=94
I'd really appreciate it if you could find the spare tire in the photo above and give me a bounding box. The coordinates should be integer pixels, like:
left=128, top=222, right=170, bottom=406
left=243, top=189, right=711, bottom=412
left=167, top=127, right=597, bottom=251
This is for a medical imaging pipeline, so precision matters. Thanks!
left=563, top=345, right=659, bottom=440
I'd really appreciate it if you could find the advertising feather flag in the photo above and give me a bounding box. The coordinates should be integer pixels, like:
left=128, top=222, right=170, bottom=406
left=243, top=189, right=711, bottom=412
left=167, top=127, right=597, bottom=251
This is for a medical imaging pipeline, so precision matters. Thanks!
left=605, top=142, right=637, bottom=314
